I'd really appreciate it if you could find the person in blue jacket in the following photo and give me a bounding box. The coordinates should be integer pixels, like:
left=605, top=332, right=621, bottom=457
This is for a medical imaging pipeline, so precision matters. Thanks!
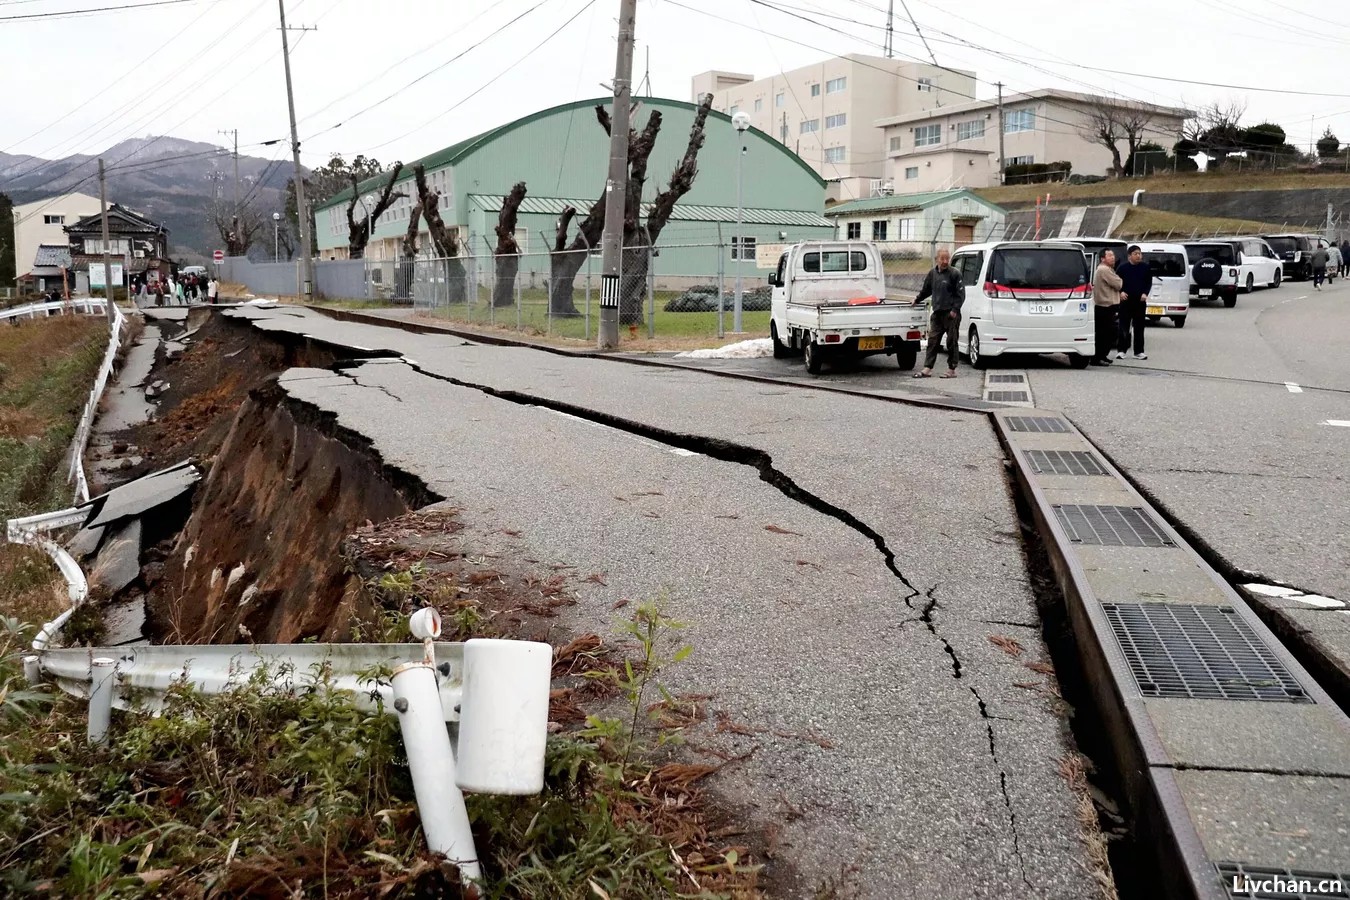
left=1115, top=245, right=1153, bottom=360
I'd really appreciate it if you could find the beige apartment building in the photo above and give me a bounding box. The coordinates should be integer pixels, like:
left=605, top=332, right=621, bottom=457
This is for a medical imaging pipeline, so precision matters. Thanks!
left=11, top=191, right=103, bottom=288
left=876, top=89, right=1190, bottom=193
left=692, top=55, right=975, bottom=203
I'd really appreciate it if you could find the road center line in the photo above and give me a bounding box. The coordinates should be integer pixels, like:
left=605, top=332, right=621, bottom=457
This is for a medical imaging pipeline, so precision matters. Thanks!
left=1285, top=382, right=1303, bottom=393
left=1324, top=420, right=1350, bottom=427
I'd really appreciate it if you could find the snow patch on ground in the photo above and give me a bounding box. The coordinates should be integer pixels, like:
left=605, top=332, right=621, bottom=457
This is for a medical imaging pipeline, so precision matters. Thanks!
left=674, top=338, right=773, bottom=359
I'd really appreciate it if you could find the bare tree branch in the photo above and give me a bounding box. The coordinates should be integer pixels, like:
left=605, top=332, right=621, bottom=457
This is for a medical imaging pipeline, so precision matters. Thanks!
left=647, top=93, right=713, bottom=243
left=345, top=163, right=406, bottom=258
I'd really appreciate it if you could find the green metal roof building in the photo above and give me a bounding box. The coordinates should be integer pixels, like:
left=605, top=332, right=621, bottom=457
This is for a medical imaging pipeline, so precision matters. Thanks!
left=311, top=97, right=833, bottom=282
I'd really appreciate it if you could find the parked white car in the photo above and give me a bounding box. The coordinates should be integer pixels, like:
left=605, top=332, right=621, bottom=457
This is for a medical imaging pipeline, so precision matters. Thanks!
left=946, top=241, right=1095, bottom=369
left=1213, top=236, right=1284, bottom=292
left=1135, top=243, right=1192, bottom=328
left=1182, top=242, right=1241, bottom=309
left=767, top=241, right=928, bottom=375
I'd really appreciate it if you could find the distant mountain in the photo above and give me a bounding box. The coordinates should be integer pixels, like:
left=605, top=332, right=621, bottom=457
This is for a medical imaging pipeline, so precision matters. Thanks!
left=0, top=136, right=299, bottom=261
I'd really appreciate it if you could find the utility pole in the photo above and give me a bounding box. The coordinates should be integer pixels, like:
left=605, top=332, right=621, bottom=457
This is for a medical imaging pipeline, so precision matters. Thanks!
left=598, top=0, right=637, bottom=351
left=98, top=159, right=115, bottom=321
left=278, top=0, right=314, bottom=300
left=884, top=0, right=894, bottom=58
left=219, top=129, right=239, bottom=225
left=996, top=82, right=1006, bottom=185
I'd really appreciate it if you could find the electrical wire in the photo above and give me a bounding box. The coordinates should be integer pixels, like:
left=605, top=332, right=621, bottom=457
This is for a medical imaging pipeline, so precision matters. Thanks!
left=0, top=0, right=202, bottom=21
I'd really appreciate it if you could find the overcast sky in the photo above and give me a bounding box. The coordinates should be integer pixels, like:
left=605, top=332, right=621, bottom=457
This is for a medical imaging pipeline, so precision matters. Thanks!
left=4, top=0, right=1350, bottom=170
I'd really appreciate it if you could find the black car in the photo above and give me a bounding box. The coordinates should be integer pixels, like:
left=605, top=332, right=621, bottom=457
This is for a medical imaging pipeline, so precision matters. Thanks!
left=1261, top=234, right=1318, bottom=281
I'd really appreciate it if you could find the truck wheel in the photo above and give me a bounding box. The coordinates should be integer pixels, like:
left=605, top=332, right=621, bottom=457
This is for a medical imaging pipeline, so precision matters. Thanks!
left=1245, top=274, right=1255, bottom=293
left=770, top=322, right=788, bottom=359
left=895, top=343, right=918, bottom=370
left=1272, top=270, right=1282, bottom=288
left=1223, top=294, right=1237, bottom=309
left=804, top=341, right=822, bottom=375
left=1171, top=315, right=1187, bottom=328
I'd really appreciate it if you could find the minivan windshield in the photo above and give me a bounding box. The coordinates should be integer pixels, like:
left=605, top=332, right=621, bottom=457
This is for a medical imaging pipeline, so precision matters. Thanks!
left=1185, top=244, right=1236, bottom=265
left=989, top=247, right=1088, bottom=289
left=1141, top=251, right=1187, bottom=278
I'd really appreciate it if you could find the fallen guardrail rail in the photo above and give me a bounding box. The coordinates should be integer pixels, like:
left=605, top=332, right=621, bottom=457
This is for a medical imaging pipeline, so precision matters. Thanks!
left=6, top=507, right=93, bottom=652
left=0, top=298, right=109, bottom=322
left=69, top=301, right=127, bottom=504
left=22, top=608, right=550, bottom=887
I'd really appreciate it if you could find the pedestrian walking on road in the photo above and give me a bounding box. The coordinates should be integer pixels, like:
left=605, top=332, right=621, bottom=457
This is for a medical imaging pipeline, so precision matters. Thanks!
left=152, top=279, right=164, bottom=308
left=1339, top=240, right=1350, bottom=278
left=1092, top=250, right=1123, bottom=366
left=1327, top=245, right=1342, bottom=284
left=1115, top=245, right=1153, bottom=360
left=913, top=248, right=965, bottom=379
left=1311, top=245, right=1330, bottom=290
left=207, top=276, right=219, bottom=303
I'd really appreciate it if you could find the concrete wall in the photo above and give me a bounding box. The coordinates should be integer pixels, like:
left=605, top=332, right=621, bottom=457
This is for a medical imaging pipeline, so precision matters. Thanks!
left=994, top=187, right=1350, bottom=232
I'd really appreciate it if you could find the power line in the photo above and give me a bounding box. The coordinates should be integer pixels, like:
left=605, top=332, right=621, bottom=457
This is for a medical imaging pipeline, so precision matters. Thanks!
left=0, top=0, right=201, bottom=21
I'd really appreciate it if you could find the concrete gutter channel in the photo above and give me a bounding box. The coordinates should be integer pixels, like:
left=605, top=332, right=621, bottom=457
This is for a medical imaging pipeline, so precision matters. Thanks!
left=244, top=303, right=1350, bottom=895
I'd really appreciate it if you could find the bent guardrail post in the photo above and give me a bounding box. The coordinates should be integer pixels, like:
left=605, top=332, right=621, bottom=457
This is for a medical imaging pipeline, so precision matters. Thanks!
left=457, top=638, right=551, bottom=795
left=392, top=660, right=482, bottom=884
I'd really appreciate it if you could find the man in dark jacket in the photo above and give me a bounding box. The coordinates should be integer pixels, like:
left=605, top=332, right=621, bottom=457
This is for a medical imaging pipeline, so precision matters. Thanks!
left=1340, top=240, right=1350, bottom=278
left=1115, top=245, right=1153, bottom=360
left=913, top=248, right=965, bottom=378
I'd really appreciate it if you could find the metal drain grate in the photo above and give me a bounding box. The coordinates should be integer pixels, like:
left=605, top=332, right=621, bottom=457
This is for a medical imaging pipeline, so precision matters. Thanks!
left=987, top=374, right=1026, bottom=383
left=1028, top=449, right=1107, bottom=476
left=1054, top=504, right=1175, bottom=547
left=987, top=390, right=1030, bottom=402
left=1216, top=861, right=1348, bottom=897
left=1006, top=416, right=1068, bottom=433
left=1105, top=604, right=1312, bottom=702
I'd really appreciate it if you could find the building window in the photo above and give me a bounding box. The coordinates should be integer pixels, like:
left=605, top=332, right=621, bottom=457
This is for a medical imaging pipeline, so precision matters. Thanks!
left=956, top=119, right=985, bottom=141
left=800, top=118, right=819, bottom=134
left=730, top=236, right=757, bottom=260
left=846, top=222, right=861, bottom=239
left=898, top=218, right=916, bottom=240
left=754, top=98, right=763, bottom=112
left=775, top=92, right=784, bottom=108
left=810, top=83, right=821, bottom=97
left=729, top=105, right=739, bottom=116
left=1008, top=155, right=1035, bottom=166
left=1004, top=109, right=1035, bottom=133
left=917, top=78, right=933, bottom=92
left=43, top=214, right=64, bottom=225
left=872, top=220, right=888, bottom=241
left=889, top=135, right=903, bottom=152
left=914, top=124, right=941, bottom=147
left=825, top=113, right=847, bottom=129
left=826, top=77, right=847, bottom=94
left=824, top=146, right=846, bottom=163
left=905, top=166, right=919, bottom=180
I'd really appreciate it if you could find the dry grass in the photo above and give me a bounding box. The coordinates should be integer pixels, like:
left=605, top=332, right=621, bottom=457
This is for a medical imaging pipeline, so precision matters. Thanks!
left=1114, top=207, right=1286, bottom=240
left=977, top=171, right=1350, bottom=205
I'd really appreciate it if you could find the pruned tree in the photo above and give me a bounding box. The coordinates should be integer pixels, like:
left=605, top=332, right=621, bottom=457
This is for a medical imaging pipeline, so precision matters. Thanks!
left=413, top=163, right=467, bottom=304
left=395, top=197, right=422, bottom=301
left=492, top=182, right=527, bottom=308
left=548, top=92, right=715, bottom=323
left=345, top=162, right=405, bottom=259
left=1078, top=99, right=1158, bottom=177
left=1183, top=100, right=1247, bottom=170
left=211, top=202, right=264, bottom=257
left=1318, top=127, right=1341, bottom=159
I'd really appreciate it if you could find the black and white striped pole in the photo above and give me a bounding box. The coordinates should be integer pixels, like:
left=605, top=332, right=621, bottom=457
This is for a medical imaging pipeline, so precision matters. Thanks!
left=598, top=0, right=637, bottom=351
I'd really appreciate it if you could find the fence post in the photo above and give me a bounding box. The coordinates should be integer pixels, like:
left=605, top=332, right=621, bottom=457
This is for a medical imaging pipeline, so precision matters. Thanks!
left=717, top=223, right=726, bottom=339
left=516, top=264, right=523, bottom=332
left=88, top=656, right=115, bottom=745
left=391, top=662, right=482, bottom=884
left=581, top=232, right=592, bottom=341
left=647, top=246, right=655, bottom=339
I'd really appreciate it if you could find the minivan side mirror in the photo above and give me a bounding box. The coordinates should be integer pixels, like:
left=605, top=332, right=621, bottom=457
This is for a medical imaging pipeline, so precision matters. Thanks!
left=767, top=274, right=779, bottom=287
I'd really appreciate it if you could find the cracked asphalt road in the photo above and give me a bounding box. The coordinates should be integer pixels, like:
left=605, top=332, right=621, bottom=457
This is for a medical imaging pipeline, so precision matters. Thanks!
left=228, top=307, right=1107, bottom=898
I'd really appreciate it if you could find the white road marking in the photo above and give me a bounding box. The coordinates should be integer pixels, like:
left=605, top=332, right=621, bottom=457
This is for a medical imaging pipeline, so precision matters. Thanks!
left=1285, top=382, right=1303, bottom=393
left=1324, top=420, right=1350, bottom=427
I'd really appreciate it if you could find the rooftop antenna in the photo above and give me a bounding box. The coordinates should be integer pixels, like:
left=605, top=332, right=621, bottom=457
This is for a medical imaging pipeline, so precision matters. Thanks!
left=638, top=45, right=651, bottom=96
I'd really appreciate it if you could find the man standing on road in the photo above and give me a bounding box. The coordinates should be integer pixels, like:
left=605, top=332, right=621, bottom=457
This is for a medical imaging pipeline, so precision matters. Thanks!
left=1339, top=239, right=1350, bottom=278
left=1311, top=244, right=1330, bottom=290
left=913, top=248, right=965, bottom=379
left=1092, top=250, right=1123, bottom=366
left=1116, top=245, right=1152, bottom=360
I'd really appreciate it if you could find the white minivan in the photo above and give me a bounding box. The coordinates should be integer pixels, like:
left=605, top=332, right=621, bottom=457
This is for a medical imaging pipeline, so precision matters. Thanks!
left=947, top=241, right=1095, bottom=369
left=1135, top=243, right=1191, bottom=328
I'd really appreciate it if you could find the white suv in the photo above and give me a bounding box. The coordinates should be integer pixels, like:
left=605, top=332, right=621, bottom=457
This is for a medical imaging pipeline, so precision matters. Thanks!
left=1213, top=236, right=1283, bottom=292
left=1135, top=243, right=1192, bottom=328
left=1183, top=242, right=1241, bottom=309
left=947, top=241, right=1094, bottom=369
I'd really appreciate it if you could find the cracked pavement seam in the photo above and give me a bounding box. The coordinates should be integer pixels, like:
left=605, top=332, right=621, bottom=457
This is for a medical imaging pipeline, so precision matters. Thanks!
left=357, top=357, right=1036, bottom=885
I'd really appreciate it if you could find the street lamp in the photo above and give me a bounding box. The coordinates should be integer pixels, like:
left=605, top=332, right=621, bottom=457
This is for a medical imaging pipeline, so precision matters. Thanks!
left=731, top=110, right=752, bottom=334
left=273, top=212, right=281, bottom=261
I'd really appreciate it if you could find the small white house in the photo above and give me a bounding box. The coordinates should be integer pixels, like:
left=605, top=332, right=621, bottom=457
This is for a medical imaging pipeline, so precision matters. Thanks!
left=824, top=189, right=1007, bottom=252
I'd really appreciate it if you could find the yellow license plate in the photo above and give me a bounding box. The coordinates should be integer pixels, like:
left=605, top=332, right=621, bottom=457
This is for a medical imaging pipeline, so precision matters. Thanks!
left=1146, top=306, right=1164, bottom=315
left=857, top=336, right=885, bottom=351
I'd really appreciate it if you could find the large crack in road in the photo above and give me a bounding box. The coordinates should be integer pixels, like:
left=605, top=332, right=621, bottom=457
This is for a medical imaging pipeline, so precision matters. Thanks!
left=360, top=356, right=1037, bottom=885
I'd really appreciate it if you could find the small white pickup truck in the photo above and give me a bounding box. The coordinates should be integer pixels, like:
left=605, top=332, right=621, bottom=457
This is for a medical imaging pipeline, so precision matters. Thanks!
left=767, top=241, right=927, bottom=375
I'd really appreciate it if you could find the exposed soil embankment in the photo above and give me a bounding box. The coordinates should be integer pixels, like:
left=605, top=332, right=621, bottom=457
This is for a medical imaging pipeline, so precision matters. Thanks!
left=146, top=377, right=439, bottom=644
